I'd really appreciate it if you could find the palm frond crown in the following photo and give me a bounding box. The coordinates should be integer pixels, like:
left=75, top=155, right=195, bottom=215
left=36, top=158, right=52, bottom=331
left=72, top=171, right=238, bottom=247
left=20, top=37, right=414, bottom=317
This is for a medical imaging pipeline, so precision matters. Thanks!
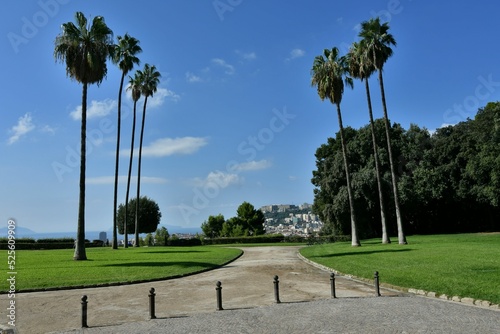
left=112, top=33, right=142, bottom=75
left=127, top=72, right=142, bottom=102
left=54, top=12, right=113, bottom=85
left=345, top=41, right=376, bottom=81
left=311, top=47, right=352, bottom=106
left=138, top=63, right=161, bottom=98
left=358, top=17, right=396, bottom=70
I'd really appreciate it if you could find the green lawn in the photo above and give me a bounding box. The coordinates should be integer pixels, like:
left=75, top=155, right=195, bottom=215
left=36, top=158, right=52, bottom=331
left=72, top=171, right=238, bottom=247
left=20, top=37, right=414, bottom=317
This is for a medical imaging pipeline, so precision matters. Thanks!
left=2, top=246, right=242, bottom=292
left=300, top=233, right=500, bottom=304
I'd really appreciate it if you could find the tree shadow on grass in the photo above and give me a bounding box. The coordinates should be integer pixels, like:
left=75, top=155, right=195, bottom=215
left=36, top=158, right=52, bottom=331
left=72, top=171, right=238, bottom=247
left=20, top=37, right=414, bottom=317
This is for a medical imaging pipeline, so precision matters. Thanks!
left=316, top=248, right=412, bottom=258
left=99, top=261, right=217, bottom=268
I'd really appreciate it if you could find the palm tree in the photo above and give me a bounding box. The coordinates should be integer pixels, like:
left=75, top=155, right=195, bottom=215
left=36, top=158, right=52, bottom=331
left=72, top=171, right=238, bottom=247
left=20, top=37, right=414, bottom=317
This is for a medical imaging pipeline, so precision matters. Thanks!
left=311, top=47, right=360, bottom=247
left=54, top=12, right=113, bottom=260
left=124, top=72, right=142, bottom=247
left=346, top=41, right=390, bottom=244
left=134, top=64, right=161, bottom=247
left=111, top=34, right=142, bottom=249
left=359, top=17, right=407, bottom=244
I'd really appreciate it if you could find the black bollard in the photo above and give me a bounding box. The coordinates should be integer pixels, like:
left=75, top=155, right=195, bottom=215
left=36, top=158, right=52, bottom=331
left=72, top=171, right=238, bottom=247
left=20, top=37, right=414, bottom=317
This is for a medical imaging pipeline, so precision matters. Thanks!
left=273, top=275, right=281, bottom=303
left=374, top=271, right=381, bottom=297
left=216, top=281, right=223, bottom=310
left=81, top=295, right=88, bottom=328
left=330, top=272, right=336, bottom=298
left=149, top=287, right=156, bottom=319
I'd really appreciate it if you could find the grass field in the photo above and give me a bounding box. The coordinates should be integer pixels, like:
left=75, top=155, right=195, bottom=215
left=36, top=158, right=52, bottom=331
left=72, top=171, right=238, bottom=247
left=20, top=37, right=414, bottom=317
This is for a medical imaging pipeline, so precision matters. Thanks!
left=2, top=246, right=242, bottom=292
left=300, top=233, right=500, bottom=304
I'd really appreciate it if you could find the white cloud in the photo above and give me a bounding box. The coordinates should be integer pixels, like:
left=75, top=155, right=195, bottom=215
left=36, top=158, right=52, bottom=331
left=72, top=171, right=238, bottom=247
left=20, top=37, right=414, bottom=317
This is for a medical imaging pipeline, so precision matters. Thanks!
left=186, top=72, right=202, bottom=83
left=70, top=99, right=117, bottom=120
left=286, top=48, right=305, bottom=61
left=233, top=159, right=272, bottom=172
left=8, top=113, right=35, bottom=144
left=212, top=58, right=235, bottom=75
left=193, top=170, right=242, bottom=188
left=125, top=137, right=208, bottom=158
left=87, top=175, right=168, bottom=185
left=236, top=50, right=257, bottom=61
left=148, top=87, right=181, bottom=108
left=40, top=125, right=56, bottom=135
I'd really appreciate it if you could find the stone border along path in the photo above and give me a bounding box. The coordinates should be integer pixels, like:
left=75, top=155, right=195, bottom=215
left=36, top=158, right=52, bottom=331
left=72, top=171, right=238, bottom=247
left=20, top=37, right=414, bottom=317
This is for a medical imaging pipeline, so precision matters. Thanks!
left=1, top=246, right=499, bottom=333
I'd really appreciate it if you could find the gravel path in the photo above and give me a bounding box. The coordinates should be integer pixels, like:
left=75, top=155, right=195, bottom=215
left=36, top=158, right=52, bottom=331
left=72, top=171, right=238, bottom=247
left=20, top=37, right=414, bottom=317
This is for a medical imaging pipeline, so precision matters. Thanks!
left=1, top=246, right=499, bottom=333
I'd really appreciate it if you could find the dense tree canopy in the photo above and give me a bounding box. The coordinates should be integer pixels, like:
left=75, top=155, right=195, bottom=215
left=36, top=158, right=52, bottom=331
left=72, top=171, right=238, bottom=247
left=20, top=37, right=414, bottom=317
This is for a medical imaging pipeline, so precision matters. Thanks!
left=117, top=196, right=161, bottom=234
left=201, top=214, right=225, bottom=238
left=201, top=202, right=265, bottom=238
left=312, top=103, right=500, bottom=237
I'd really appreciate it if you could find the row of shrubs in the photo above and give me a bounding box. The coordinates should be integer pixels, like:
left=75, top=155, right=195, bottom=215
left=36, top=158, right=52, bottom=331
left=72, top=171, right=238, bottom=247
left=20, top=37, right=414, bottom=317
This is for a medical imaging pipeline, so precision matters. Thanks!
left=0, top=237, right=105, bottom=250
left=200, top=234, right=351, bottom=245
left=0, top=234, right=351, bottom=250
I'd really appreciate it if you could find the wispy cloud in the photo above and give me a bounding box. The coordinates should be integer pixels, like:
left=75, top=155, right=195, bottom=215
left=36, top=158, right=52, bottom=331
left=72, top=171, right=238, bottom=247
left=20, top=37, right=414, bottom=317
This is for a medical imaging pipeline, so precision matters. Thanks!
left=212, top=58, right=235, bottom=75
left=87, top=175, right=168, bottom=185
left=148, top=87, right=181, bottom=107
left=286, top=48, right=305, bottom=61
left=40, top=125, right=56, bottom=135
left=186, top=72, right=202, bottom=83
left=236, top=50, right=257, bottom=61
left=192, top=170, right=242, bottom=188
left=124, top=136, right=209, bottom=158
left=8, top=113, right=35, bottom=144
left=70, top=99, right=117, bottom=121
left=233, top=159, right=272, bottom=172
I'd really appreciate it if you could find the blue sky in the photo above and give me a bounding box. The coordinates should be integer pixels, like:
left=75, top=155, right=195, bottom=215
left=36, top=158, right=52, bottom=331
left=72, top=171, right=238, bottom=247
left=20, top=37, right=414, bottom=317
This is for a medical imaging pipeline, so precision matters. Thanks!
left=1, top=0, right=500, bottom=234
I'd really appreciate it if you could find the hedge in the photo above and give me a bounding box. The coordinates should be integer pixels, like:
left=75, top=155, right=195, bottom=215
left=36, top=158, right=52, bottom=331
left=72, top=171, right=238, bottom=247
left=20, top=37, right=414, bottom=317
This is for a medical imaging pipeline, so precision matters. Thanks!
left=0, top=237, right=107, bottom=250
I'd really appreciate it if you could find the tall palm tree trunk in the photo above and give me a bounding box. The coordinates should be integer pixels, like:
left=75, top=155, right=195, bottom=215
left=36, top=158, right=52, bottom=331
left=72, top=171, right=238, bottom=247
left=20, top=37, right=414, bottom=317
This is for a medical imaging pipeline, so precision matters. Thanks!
left=336, top=103, right=360, bottom=247
left=135, top=96, right=149, bottom=245
left=126, top=101, right=138, bottom=247
left=378, top=70, right=406, bottom=244
left=74, top=83, right=88, bottom=260
left=112, top=72, right=126, bottom=249
left=365, top=79, right=390, bottom=244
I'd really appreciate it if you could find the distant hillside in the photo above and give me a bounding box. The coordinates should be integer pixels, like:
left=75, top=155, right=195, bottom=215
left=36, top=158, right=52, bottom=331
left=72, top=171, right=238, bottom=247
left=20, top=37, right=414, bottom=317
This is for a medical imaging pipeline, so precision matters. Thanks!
left=0, top=224, right=201, bottom=241
left=0, top=225, right=37, bottom=236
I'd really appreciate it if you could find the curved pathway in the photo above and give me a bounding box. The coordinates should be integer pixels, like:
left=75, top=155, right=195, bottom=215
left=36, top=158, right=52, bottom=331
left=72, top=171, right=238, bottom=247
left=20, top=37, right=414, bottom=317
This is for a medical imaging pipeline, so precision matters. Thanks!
left=1, top=246, right=499, bottom=333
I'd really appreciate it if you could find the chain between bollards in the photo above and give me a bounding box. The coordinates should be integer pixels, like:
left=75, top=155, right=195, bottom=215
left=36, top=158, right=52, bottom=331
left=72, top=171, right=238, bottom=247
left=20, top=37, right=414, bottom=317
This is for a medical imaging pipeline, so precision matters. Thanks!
left=330, top=272, right=336, bottom=298
left=149, top=287, right=156, bottom=319
left=374, top=271, right=381, bottom=297
left=81, top=295, right=88, bottom=328
left=216, top=281, right=223, bottom=310
left=273, top=275, right=281, bottom=303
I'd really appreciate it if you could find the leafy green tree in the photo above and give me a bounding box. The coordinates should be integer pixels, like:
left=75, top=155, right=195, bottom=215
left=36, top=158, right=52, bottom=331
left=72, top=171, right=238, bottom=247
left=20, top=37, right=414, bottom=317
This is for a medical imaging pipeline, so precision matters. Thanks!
left=311, top=47, right=360, bottom=246
left=220, top=219, right=235, bottom=237
left=117, top=196, right=162, bottom=237
left=346, top=41, right=390, bottom=244
left=144, top=233, right=154, bottom=246
left=134, top=64, right=161, bottom=248
left=236, top=202, right=265, bottom=235
left=54, top=12, right=114, bottom=260
left=111, top=33, right=142, bottom=249
left=359, top=17, right=406, bottom=244
left=201, top=214, right=225, bottom=238
left=154, top=226, right=169, bottom=246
